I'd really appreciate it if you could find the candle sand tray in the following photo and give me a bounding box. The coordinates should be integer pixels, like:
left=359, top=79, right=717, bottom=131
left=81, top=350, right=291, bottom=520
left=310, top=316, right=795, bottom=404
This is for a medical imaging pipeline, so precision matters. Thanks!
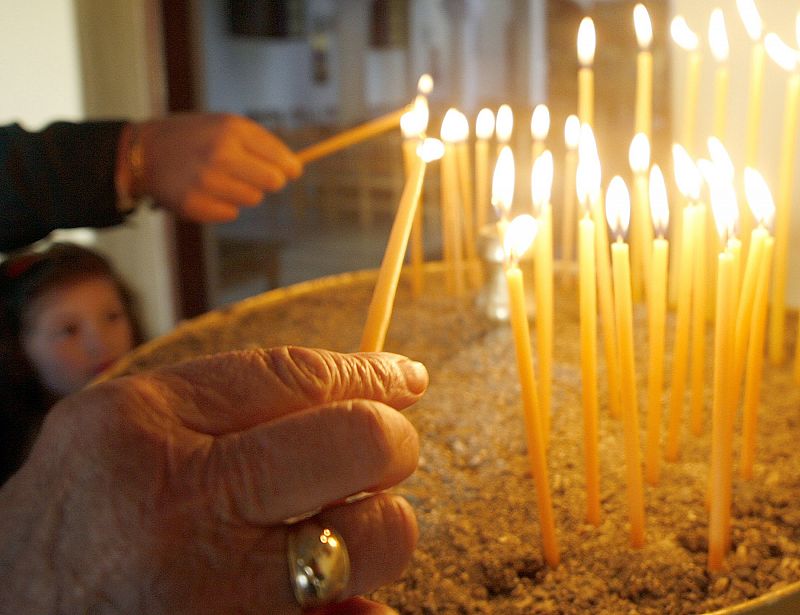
left=107, top=264, right=800, bottom=614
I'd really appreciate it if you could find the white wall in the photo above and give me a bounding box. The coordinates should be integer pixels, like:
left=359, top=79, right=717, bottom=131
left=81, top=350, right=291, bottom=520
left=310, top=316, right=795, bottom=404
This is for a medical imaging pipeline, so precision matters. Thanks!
left=671, top=0, right=800, bottom=308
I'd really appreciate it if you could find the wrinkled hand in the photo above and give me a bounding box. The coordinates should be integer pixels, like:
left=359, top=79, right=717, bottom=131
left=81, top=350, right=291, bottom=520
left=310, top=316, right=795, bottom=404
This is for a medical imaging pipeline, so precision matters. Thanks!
left=0, top=347, right=427, bottom=614
left=136, top=113, right=303, bottom=222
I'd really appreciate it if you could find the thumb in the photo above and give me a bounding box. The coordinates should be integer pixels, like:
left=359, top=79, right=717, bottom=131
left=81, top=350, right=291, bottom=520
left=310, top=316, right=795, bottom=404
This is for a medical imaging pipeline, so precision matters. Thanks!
left=146, top=346, right=428, bottom=435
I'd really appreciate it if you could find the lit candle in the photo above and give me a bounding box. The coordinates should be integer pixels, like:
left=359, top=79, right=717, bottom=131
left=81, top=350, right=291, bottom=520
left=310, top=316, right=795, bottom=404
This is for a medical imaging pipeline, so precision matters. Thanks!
left=577, top=160, right=601, bottom=525
left=709, top=9, right=730, bottom=140
left=401, top=98, right=430, bottom=298
left=706, top=137, right=736, bottom=311
left=707, top=195, right=737, bottom=573
left=561, top=115, right=581, bottom=283
left=690, top=200, right=708, bottom=438
left=581, top=124, right=621, bottom=419
left=503, top=213, right=560, bottom=569
left=738, top=0, right=766, bottom=168
left=441, top=109, right=466, bottom=296
left=607, top=176, right=646, bottom=548
left=628, top=132, right=652, bottom=303
left=671, top=16, right=702, bottom=155
left=634, top=3, right=653, bottom=139
left=666, top=145, right=701, bottom=461
left=739, top=169, right=776, bottom=480
left=495, top=103, right=514, bottom=158
left=532, top=150, right=555, bottom=443
left=765, top=31, right=800, bottom=365
left=452, top=110, right=480, bottom=288
left=531, top=104, right=550, bottom=165
left=577, top=17, right=596, bottom=126
left=645, top=164, right=669, bottom=485
left=360, top=138, right=445, bottom=352
left=492, top=146, right=515, bottom=232
left=475, top=108, right=495, bottom=234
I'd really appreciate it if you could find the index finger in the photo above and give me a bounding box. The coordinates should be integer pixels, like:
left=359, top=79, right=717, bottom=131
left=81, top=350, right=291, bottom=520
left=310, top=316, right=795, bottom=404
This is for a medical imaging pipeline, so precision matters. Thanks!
left=148, top=346, right=428, bottom=435
left=235, top=118, right=303, bottom=179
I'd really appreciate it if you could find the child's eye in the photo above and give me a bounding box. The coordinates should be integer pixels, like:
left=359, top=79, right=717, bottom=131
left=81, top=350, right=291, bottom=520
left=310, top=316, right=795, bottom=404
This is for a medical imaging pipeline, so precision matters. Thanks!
left=54, top=323, right=80, bottom=339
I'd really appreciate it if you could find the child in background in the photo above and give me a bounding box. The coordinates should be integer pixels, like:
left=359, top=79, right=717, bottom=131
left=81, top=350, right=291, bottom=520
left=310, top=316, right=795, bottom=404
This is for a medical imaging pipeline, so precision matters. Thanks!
left=0, top=242, right=144, bottom=482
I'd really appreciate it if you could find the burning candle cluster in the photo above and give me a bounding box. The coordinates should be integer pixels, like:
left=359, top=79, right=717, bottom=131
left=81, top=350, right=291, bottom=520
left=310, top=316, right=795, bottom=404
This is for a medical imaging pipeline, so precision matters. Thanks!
left=298, top=1, right=800, bottom=578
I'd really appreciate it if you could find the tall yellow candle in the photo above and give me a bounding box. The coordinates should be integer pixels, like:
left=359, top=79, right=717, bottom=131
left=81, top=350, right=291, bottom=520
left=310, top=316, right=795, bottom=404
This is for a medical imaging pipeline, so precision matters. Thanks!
left=741, top=236, right=774, bottom=480
left=579, top=210, right=601, bottom=525
left=645, top=165, right=669, bottom=485
left=561, top=115, right=581, bottom=282
left=474, top=108, right=495, bottom=234
left=504, top=214, right=560, bottom=569
left=360, top=139, right=444, bottom=352
left=453, top=110, right=480, bottom=288
left=607, top=176, right=646, bottom=548
left=737, top=0, right=766, bottom=168
left=634, top=3, right=653, bottom=139
left=709, top=9, right=730, bottom=140
left=766, top=35, right=800, bottom=365
left=532, top=151, right=555, bottom=442
left=666, top=146, right=702, bottom=461
left=577, top=17, right=596, bottom=126
left=671, top=16, right=702, bottom=155
left=441, top=109, right=466, bottom=296
left=628, top=133, right=652, bottom=303
left=689, top=203, right=707, bottom=437
left=708, top=247, right=735, bottom=572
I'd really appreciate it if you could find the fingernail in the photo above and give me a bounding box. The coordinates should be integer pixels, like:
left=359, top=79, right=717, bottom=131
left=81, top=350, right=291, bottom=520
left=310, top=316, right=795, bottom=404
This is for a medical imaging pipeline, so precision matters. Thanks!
left=401, top=359, right=428, bottom=394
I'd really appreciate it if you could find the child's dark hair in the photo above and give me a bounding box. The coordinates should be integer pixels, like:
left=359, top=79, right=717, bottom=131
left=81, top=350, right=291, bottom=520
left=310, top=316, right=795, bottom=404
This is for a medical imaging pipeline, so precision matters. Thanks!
left=0, top=242, right=144, bottom=483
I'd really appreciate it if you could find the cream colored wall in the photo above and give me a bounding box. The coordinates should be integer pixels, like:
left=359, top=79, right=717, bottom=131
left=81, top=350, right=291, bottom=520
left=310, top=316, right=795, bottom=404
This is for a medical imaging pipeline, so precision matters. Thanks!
left=671, top=0, right=800, bottom=308
left=0, top=0, right=177, bottom=337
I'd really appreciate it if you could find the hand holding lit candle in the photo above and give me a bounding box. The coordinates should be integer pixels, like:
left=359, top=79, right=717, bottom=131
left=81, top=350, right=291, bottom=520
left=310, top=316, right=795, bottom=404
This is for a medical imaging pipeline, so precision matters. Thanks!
left=577, top=17, right=596, bottom=126
left=634, top=4, right=653, bottom=139
left=500, top=203, right=560, bottom=567
left=645, top=164, right=669, bottom=485
left=606, top=176, right=646, bottom=548
left=360, top=138, right=444, bottom=352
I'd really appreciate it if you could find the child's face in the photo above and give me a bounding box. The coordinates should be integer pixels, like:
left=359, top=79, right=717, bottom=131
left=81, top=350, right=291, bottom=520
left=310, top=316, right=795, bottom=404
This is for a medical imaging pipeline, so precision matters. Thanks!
left=22, top=276, right=136, bottom=398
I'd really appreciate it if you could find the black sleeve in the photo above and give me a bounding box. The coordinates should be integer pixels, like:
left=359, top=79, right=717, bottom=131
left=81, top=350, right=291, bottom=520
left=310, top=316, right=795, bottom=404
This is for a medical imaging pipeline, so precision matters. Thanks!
left=0, top=121, right=128, bottom=252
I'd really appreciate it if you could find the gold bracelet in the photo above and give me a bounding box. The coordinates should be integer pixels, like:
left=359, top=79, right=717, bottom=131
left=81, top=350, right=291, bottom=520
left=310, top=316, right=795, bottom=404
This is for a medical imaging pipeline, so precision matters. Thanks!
left=116, top=123, right=147, bottom=213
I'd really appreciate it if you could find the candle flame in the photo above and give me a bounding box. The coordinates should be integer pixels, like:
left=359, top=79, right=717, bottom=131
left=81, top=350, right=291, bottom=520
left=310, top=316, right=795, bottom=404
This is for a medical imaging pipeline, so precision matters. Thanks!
left=564, top=114, right=580, bottom=149
left=634, top=4, right=653, bottom=50
left=709, top=9, right=730, bottom=62
left=706, top=136, right=735, bottom=184
left=504, top=214, right=538, bottom=264
left=736, top=0, right=763, bottom=41
left=492, top=146, right=515, bottom=221
left=578, top=123, right=602, bottom=196
left=710, top=180, right=739, bottom=243
left=576, top=161, right=590, bottom=212
left=649, top=164, right=670, bottom=237
left=764, top=32, right=798, bottom=72
left=441, top=108, right=468, bottom=142
left=697, top=158, right=718, bottom=190
left=476, top=107, right=495, bottom=140
left=605, top=176, right=631, bottom=240
left=671, top=16, right=699, bottom=51
left=628, top=133, right=651, bottom=175
left=495, top=104, right=514, bottom=143
left=401, top=96, right=429, bottom=138
left=531, top=150, right=554, bottom=215
left=417, top=137, right=445, bottom=163
left=743, top=167, right=776, bottom=228
left=672, top=143, right=702, bottom=201
left=531, top=104, right=551, bottom=140
left=578, top=17, right=596, bottom=67
left=417, top=73, right=434, bottom=95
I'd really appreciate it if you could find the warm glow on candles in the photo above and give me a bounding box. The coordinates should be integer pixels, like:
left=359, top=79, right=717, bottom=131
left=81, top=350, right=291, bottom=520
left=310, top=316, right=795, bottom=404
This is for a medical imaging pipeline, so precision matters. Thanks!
left=709, top=8, right=730, bottom=139
left=532, top=150, right=554, bottom=443
left=475, top=108, right=495, bottom=234
left=709, top=8, right=730, bottom=63
left=765, top=31, right=799, bottom=365
left=495, top=104, right=514, bottom=146
left=606, top=176, right=646, bottom=548
left=634, top=3, right=653, bottom=49
left=645, top=164, right=669, bottom=485
left=706, top=137, right=734, bottom=185
left=562, top=115, right=581, bottom=277
left=634, top=3, right=654, bottom=138
left=737, top=0, right=762, bottom=41
left=503, top=213, right=560, bottom=568
left=666, top=144, right=700, bottom=461
left=492, top=146, right=515, bottom=225
left=578, top=17, right=596, bottom=125
left=441, top=109, right=466, bottom=296
left=628, top=133, right=652, bottom=301
left=737, top=0, right=765, bottom=170
left=450, top=109, right=479, bottom=288
left=360, top=138, right=444, bottom=352
left=672, top=16, right=701, bottom=155
left=672, top=15, right=699, bottom=50
left=417, top=73, right=434, bottom=95
left=531, top=104, right=550, bottom=163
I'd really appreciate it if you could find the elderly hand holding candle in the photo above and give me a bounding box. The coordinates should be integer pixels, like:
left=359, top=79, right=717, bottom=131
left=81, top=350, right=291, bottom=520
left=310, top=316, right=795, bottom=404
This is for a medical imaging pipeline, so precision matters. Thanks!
left=0, top=346, right=428, bottom=614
